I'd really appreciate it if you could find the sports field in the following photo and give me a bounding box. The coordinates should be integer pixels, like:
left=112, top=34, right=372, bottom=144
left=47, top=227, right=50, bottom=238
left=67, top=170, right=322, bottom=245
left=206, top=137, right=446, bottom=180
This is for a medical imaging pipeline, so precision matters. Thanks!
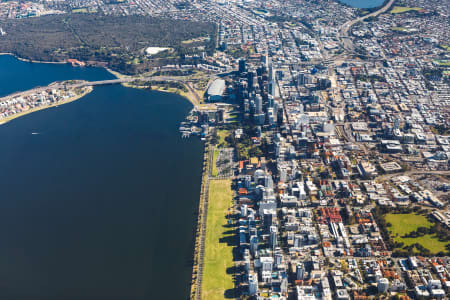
left=390, top=6, right=422, bottom=14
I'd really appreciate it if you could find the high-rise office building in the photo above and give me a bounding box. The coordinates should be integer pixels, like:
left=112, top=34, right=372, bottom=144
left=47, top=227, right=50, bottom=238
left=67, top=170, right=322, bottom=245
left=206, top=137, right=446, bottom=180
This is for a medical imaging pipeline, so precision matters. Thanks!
left=239, top=58, right=247, bottom=74
left=248, top=272, right=258, bottom=295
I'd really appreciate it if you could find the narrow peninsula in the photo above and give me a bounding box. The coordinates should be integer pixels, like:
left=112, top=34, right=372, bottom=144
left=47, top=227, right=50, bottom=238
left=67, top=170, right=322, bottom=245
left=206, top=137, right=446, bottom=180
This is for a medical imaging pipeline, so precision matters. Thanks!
left=0, top=81, right=93, bottom=124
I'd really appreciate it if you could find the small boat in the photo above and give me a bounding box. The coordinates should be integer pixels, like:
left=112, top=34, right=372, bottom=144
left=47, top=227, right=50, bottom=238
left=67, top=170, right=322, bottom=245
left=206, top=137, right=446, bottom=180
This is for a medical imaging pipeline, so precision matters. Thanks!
left=31, top=132, right=40, bottom=135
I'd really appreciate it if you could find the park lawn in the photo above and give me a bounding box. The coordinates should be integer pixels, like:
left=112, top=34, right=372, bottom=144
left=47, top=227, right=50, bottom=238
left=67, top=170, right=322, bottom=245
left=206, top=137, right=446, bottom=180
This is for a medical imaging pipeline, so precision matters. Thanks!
left=131, top=57, right=141, bottom=64
left=72, top=8, right=88, bottom=13
left=217, top=129, right=230, bottom=148
left=385, top=213, right=449, bottom=254
left=212, top=149, right=219, bottom=177
left=182, top=36, right=207, bottom=44
left=392, top=27, right=408, bottom=32
left=229, top=113, right=239, bottom=120
left=227, top=114, right=239, bottom=124
left=202, top=179, right=234, bottom=300
left=399, top=234, right=449, bottom=254
left=434, top=60, right=450, bottom=66
left=390, top=6, right=422, bottom=14
left=385, top=213, right=432, bottom=237
left=253, top=9, right=267, bottom=15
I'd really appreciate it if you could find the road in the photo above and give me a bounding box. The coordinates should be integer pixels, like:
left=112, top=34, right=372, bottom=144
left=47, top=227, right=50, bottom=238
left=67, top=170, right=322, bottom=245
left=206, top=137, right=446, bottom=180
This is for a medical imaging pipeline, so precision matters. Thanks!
left=192, top=142, right=212, bottom=300
left=338, top=0, right=395, bottom=53
left=377, top=170, right=450, bottom=182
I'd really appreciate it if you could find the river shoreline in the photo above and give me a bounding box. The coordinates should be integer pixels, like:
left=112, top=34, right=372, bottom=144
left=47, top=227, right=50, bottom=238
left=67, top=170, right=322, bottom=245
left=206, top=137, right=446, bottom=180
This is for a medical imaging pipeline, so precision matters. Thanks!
left=122, top=81, right=200, bottom=107
left=0, top=54, right=201, bottom=123
left=0, top=55, right=203, bottom=298
left=0, top=86, right=93, bottom=125
left=104, top=67, right=201, bottom=107
left=0, top=56, right=203, bottom=294
left=105, top=64, right=206, bottom=299
left=189, top=137, right=210, bottom=300
left=0, top=52, right=106, bottom=67
left=0, top=51, right=206, bottom=300
left=0, top=52, right=69, bottom=65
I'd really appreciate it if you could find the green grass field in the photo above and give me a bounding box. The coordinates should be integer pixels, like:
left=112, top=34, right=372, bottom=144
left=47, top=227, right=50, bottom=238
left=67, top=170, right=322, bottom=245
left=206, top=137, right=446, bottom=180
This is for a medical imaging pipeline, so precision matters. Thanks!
left=434, top=60, right=450, bottom=66
left=253, top=9, right=267, bottom=15
left=211, top=149, right=219, bottom=177
left=217, top=129, right=230, bottom=148
left=385, top=213, right=431, bottom=236
left=390, top=6, right=422, bottom=14
left=71, top=8, right=88, bottom=13
left=392, top=27, right=408, bottom=32
left=182, top=36, right=207, bottom=44
left=385, top=213, right=449, bottom=254
left=202, top=180, right=234, bottom=300
left=399, top=235, right=448, bottom=253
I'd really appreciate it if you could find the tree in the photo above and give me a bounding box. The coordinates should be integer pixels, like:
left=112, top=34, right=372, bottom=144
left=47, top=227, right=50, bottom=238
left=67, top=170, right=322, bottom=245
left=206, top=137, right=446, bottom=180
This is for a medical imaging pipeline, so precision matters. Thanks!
left=210, top=133, right=219, bottom=145
left=248, top=147, right=263, bottom=158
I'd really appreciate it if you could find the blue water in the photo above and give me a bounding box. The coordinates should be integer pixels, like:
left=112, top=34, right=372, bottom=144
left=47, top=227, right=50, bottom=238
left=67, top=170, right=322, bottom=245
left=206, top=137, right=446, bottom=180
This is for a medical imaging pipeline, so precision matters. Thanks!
left=338, top=0, right=385, bottom=8
left=0, top=55, right=203, bottom=300
left=0, top=55, right=116, bottom=97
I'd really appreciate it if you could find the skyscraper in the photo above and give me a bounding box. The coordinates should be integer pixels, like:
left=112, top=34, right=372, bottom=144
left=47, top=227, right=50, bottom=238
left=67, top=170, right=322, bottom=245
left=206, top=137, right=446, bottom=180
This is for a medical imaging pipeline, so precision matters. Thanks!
left=255, top=95, right=263, bottom=114
left=270, top=225, right=278, bottom=248
left=248, top=272, right=258, bottom=295
left=239, top=58, right=247, bottom=74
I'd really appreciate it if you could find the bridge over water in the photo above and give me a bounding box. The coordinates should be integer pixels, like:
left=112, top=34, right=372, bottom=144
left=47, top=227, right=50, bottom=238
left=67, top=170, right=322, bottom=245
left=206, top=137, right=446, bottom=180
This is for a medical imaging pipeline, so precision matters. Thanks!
left=0, top=75, right=203, bottom=106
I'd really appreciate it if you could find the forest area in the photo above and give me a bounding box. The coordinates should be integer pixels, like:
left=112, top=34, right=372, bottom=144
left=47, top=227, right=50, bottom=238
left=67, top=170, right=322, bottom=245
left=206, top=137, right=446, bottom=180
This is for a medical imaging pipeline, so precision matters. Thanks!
left=0, top=14, right=216, bottom=74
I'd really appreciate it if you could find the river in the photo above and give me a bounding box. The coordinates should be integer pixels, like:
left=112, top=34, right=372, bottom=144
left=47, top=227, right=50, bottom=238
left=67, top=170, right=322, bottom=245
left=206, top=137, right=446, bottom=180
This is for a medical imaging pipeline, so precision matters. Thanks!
left=0, top=55, right=203, bottom=300
left=338, top=0, right=385, bottom=8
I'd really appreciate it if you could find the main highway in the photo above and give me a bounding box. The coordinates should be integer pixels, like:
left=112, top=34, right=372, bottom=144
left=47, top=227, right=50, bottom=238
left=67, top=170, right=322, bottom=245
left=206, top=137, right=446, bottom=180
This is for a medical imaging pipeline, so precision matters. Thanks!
left=338, top=0, right=396, bottom=53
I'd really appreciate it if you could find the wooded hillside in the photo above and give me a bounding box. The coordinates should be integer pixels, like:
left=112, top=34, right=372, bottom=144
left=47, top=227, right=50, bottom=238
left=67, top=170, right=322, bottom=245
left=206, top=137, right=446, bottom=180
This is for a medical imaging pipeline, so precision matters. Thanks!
left=0, top=14, right=216, bottom=74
